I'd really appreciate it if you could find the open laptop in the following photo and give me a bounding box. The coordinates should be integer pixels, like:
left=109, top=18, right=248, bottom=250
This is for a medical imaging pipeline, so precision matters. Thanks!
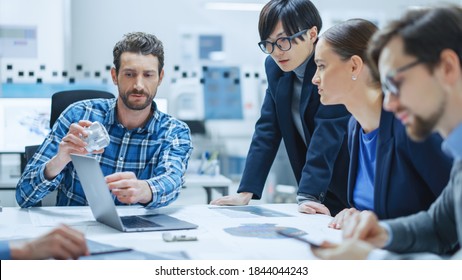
left=70, top=154, right=198, bottom=232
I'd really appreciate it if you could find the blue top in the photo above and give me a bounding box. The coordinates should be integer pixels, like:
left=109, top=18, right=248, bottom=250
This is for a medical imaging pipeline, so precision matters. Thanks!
left=16, top=98, right=193, bottom=208
left=238, top=54, right=351, bottom=215
left=353, top=128, right=379, bottom=211
left=0, top=241, right=11, bottom=260
left=347, top=109, right=452, bottom=219
left=442, top=123, right=462, bottom=160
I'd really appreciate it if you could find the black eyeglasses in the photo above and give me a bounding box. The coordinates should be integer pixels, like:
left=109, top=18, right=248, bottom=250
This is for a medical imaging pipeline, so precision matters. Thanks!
left=382, top=60, right=422, bottom=97
left=258, top=29, right=308, bottom=54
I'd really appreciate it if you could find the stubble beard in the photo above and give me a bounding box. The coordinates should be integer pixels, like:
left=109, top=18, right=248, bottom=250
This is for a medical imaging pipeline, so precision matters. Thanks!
left=406, top=98, right=445, bottom=142
left=119, top=89, right=155, bottom=111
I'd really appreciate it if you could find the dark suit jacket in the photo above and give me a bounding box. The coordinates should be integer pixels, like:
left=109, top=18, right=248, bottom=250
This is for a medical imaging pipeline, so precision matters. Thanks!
left=384, top=161, right=462, bottom=258
left=238, top=55, right=351, bottom=215
left=347, top=109, right=452, bottom=219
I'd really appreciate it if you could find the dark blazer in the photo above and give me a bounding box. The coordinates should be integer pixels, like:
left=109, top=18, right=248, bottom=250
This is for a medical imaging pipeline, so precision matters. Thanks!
left=347, top=109, right=452, bottom=219
left=384, top=161, right=462, bottom=258
left=238, top=55, right=351, bottom=215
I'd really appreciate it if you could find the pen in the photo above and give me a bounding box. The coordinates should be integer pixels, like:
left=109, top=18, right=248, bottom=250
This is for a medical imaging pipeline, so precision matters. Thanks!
left=276, top=229, right=321, bottom=248
left=90, top=248, right=133, bottom=256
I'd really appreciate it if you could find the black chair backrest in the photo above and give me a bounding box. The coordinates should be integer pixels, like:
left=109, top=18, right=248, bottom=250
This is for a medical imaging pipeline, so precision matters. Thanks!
left=21, top=144, right=40, bottom=173
left=50, top=90, right=115, bottom=129
left=183, top=120, right=206, bottom=135
left=21, top=90, right=115, bottom=173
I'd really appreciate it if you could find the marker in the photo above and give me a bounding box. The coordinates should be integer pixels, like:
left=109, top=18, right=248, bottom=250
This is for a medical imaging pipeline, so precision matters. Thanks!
left=90, top=248, right=133, bottom=256
left=276, top=228, right=321, bottom=248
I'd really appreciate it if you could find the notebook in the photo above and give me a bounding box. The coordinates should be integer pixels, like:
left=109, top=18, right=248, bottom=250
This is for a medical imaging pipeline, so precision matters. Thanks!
left=70, top=154, right=198, bottom=232
left=82, top=239, right=190, bottom=260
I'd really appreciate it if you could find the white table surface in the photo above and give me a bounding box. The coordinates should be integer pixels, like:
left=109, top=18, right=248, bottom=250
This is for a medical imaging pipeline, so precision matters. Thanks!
left=0, top=203, right=340, bottom=260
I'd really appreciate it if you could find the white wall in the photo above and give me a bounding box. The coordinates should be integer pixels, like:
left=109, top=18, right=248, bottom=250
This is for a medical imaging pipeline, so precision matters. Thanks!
left=1, top=0, right=458, bottom=88
left=313, top=0, right=461, bottom=30
left=0, top=0, right=69, bottom=78
left=68, top=0, right=461, bottom=98
left=69, top=0, right=267, bottom=98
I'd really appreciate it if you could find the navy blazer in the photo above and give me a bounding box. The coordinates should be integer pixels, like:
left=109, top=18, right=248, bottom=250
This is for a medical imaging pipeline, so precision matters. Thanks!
left=347, top=109, right=452, bottom=219
left=238, top=55, right=351, bottom=215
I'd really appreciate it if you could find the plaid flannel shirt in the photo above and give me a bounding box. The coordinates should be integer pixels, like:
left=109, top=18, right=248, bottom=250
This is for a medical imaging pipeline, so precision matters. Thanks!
left=16, top=98, right=192, bottom=208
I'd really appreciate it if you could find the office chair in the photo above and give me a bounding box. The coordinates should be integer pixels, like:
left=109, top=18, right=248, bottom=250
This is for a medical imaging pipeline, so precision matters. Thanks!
left=20, top=145, right=40, bottom=174
left=50, top=90, right=115, bottom=129
left=21, top=90, right=115, bottom=206
left=23, top=89, right=115, bottom=170
left=21, top=145, right=47, bottom=206
left=182, top=120, right=206, bottom=135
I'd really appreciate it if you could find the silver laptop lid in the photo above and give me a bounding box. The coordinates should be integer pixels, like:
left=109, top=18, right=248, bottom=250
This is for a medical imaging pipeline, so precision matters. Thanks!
left=70, top=154, right=125, bottom=231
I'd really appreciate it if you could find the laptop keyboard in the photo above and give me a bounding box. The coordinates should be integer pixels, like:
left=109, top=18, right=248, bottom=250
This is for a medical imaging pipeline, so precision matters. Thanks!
left=120, top=215, right=161, bottom=228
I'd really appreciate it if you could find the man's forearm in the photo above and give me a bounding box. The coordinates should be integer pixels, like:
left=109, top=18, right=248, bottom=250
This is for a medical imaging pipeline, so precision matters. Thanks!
left=44, top=155, right=68, bottom=180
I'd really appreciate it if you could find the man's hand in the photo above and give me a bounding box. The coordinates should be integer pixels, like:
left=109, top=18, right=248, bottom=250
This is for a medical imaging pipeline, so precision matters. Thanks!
left=313, top=211, right=390, bottom=259
left=311, top=239, right=374, bottom=260
left=106, top=172, right=153, bottom=204
left=45, top=120, right=103, bottom=180
left=342, top=211, right=389, bottom=247
left=59, top=120, right=93, bottom=160
left=328, top=208, right=359, bottom=229
left=298, top=201, right=331, bottom=215
left=210, top=192, right=253, bottom=206
left=10, top=225, right=89, bottom=260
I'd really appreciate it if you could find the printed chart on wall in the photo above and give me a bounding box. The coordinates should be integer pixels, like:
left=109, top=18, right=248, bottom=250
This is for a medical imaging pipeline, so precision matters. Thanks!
left=0, top=98, right=50, bottom=152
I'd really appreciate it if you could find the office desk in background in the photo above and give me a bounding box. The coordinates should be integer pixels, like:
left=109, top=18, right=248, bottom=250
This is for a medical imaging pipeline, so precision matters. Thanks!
left=184, top=174, right=232, bottom=203
left=0, top=204, right=340, bottom=260
left=0, top=151, right=23, bottom=207
left=0, top=159, right=233, bottom=206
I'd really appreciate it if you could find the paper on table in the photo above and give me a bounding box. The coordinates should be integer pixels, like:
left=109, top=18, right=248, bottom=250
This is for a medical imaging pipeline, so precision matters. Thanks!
left=81, top=240, right=190, bottom=260
left=210, top=206, right=293, bottom=218
left=28, top=207, right=94, bottom=226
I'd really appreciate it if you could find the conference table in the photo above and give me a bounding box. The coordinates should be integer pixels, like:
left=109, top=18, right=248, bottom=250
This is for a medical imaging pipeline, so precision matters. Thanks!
left=0, top=203, right=341, bottom=260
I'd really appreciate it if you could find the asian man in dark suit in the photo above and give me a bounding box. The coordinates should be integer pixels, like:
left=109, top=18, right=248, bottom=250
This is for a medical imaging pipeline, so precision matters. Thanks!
left=211, top=0, right=351, bottom=216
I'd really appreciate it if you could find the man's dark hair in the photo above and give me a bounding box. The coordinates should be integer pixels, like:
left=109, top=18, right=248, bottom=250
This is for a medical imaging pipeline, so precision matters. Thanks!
left=368, top=5, right=462, bottom=81
left=113, top=32, right=164, bottom=74
left=258, top=0, right=322, bottom=41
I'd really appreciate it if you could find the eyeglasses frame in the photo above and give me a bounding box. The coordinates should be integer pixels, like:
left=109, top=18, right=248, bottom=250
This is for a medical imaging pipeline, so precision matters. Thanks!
left=382, top=60, right=422, bottom=97
left=258, top=29, right=309, bottom=54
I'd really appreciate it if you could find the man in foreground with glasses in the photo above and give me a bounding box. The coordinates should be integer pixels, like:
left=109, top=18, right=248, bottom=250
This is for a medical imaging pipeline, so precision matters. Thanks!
left=313, top=5, right=462, bottom=259
left=211, top=0, right=351, bottom=216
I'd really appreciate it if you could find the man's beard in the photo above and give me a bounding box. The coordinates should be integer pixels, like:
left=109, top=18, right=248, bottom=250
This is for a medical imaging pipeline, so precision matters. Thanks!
left=406, top=99, right=445, bottom=142
left=120, top=90, right=154, bottom=111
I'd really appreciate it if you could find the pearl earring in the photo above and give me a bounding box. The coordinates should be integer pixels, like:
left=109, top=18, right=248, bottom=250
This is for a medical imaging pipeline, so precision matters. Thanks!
left=352, top=75, right=357, bottom=81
